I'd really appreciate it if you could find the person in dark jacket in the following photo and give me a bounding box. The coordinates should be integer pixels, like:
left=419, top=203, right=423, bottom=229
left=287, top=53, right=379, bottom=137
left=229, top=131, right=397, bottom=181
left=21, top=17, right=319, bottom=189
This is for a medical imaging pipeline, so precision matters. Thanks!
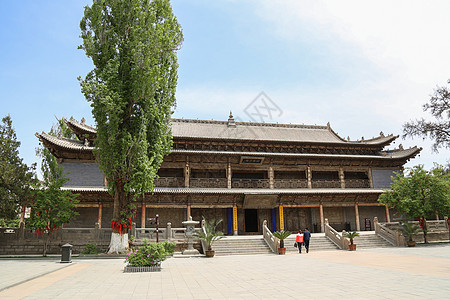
left=303, top=228, right=311, bottom=253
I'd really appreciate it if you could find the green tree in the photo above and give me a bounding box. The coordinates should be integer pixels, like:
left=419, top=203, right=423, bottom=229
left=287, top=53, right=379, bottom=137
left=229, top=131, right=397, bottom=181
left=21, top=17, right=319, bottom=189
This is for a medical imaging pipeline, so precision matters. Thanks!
left=28, top=175, right=79, bottom=256
left=403, top=79, right=450, bottom=151
left=378, top=165, right=450, bottom=243
left=79, top=0, right=183, bottom=253
left=0, top=115, right=36, bottom=224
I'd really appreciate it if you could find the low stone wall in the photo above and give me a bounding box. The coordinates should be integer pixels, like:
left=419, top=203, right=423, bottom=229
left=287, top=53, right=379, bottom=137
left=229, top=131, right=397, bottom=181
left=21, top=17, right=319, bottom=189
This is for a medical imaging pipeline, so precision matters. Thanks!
left=0, top=227, right=200, bottom=255
left=382, top=220, right=449, bottom=243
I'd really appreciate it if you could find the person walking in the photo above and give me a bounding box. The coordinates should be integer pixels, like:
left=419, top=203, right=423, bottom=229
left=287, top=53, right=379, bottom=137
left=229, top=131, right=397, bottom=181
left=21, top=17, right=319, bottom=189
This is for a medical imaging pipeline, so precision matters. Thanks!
left=303, top=227, right=311, bottom=253
left=295, top=230, right=304, bottom=254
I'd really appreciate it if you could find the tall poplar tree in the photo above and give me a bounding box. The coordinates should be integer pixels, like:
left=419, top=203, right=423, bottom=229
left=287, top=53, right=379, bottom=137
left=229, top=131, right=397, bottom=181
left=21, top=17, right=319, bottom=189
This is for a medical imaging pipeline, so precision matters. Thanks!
left=79, top=0, right=183, bottom=253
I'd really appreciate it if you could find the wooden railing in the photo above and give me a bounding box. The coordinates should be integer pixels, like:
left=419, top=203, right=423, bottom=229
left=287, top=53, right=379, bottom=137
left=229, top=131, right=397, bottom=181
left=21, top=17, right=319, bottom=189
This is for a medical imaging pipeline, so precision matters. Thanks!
left=154, top=177, right=185, bottom=187
left=311, top=180, right=340, bottom=188
left=262, top=220, right=278, bottom=253
left=190, top=178, right=227, bottom=188
left=273, top=179, right=307, bottom=188
left=345, top=179, right=370, bottom=188
left=324, top=218, right=347, bottom=249
left=232, top=179, right=270, bottom=189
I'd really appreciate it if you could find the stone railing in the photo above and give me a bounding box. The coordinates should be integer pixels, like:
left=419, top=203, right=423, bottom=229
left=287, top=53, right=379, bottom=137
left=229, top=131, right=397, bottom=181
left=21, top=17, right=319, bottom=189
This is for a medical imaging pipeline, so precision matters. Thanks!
left=134, top=224, right=202, bottom=241
left=324, top=219, right=347, bottom=250
left=374, top=218, right=401, bottom=246
left=262, top=220, right=278, bottom=253
left=154, top=177, right=185, bottom=187
left=232, top=179, right=270, bottom=189
left=190, top=178, right=227, bottom=188
left=311, top=180, right=340, bottom=188
left=273, top=179, right=308, bottom=188
left=344, top=179, right=370, bottom=188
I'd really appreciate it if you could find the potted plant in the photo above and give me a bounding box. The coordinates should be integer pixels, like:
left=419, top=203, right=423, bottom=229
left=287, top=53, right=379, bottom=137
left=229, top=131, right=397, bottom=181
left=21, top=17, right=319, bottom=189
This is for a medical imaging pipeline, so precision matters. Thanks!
left=272, top=230, right=292, bottom=255
left=398, top=222, right=420, bottom=247
left=195, top=218, right=224, bottom=257
left=343, top=231, right=360, bottom=251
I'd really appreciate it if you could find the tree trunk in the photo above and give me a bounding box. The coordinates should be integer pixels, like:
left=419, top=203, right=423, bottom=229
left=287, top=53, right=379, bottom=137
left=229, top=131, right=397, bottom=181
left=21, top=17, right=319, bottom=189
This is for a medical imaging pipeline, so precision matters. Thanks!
left=422, top=218, right=428, bottom=243
left=43, top=234, right=50, bottom=257
left=108, top=180, right=130, bottom=254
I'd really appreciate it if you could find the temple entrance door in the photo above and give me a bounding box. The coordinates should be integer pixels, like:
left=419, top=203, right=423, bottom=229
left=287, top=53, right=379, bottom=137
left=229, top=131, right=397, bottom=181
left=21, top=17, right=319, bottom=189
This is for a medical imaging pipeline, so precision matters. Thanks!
left=245, top=209, right=258, bottom=232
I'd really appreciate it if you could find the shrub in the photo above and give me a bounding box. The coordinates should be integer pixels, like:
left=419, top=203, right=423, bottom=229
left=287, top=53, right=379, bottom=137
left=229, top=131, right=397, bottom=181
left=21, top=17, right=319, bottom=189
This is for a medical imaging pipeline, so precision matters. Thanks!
left=125, top=242, right=168, bottom=267
left=161, top=241, right=176, bottom=254
left=81, top=243, right=100, bottom=255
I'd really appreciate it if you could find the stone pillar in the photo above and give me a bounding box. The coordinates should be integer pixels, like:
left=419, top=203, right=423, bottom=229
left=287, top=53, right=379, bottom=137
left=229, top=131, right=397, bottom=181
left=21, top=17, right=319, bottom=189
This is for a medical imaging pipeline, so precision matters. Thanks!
left=166, top=222, right=172, bottom=240
left=279, top=205, right=284, bottom=231
left=233, top=205, right=238, bottom=235
left=269, top=166, right=274, bottom=189
left=307, top=166, right=312, bottom=189
left=368, top=167, right=373, bottom=188
left=354, top=203, right=360, bottom=231
left=374, top=217, right=378, bottom=234
left=385, top=206, right=390, bottom=223
left=97, top=203, right=103, bottom=228
left=184, top=162, right=190, bottom=188
left=339, top=167, right=345, bottom=189
left=187, top=203, right=191, bottom=220
left=141, top=204, right=146, bottom=228
left=319, top=204, right=324, bottom=233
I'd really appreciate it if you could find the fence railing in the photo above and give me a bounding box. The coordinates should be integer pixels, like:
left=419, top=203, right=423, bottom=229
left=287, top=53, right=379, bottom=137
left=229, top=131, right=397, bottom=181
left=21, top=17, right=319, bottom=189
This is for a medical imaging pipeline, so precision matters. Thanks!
left=232, top=179, right=270, bottom=189
left=324, top=219, right=347, bottom=250
left=344, top=179, right=370, bottom=188
left=154, top=177, right=185, bottom=187
left=262, top=220, right=278, bottom=253
left=374, top=218, right=401, bottom=246
left=190, top=178, right=227, bottom=188
left=273, top=179, right=307, bottom=188
left=311, top=180, right=340, bottom=188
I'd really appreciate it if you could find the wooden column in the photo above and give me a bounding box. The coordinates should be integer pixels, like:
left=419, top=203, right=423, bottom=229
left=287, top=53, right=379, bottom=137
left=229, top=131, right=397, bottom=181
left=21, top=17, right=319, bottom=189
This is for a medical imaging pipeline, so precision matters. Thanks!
left=307, top=166, right=312, bottom=189
left=339, top=167, right=345, bottom=188
left=354, top=203, right=360, bottom=231
left=319, top=204, right=324, bottom=233
left=141, top=204, right=146, bottom=228
left=227, top=162, right=232, bottom=189
left=97, top=203, right=103, bottom=228
left=184, top=162, right=190, bottom=188
left=385, top=206, right=390, bottom=223
left=269, top=166, right=274, bottom=189
left=187, top=203, right=191, bottom=220
left=233, top=205, right=238, bottom=235
left=368, top=167, right=373, bottom=188
left=279, top=205, right=284, bottom=231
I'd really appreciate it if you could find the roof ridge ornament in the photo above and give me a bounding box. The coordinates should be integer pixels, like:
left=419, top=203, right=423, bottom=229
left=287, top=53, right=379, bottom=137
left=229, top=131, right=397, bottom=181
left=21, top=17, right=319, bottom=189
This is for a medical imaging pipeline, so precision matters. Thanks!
left=227, top=111, right=236, bottom=128
left=81, top=117, right=86, bottom=125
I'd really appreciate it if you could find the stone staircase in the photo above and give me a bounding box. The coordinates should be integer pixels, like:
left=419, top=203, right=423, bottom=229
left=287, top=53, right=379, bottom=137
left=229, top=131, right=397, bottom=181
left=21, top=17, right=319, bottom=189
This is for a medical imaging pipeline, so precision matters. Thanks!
left=285, top=234, right=339, bottom=253
left=353, top=233, right=394, bottom=248
left=212, top=236, right=273, bottom=256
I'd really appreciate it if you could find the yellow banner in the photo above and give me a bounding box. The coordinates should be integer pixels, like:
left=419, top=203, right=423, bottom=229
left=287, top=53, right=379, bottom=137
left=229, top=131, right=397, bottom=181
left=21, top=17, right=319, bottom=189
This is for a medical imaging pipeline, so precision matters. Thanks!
left=279, top=206, right=284, bottom=231
left=233, top=206, right=238, bottom=232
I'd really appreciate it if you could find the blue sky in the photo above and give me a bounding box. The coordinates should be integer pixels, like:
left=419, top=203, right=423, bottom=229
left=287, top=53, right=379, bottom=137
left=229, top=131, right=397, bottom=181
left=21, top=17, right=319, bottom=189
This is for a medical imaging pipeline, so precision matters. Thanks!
left=1, top=0, right=449, bottom=175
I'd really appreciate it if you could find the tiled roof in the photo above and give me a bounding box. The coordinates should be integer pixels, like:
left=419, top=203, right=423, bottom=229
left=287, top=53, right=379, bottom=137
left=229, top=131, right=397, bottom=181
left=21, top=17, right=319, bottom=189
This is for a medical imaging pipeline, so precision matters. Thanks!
left=171, top=118, right=397, bottom=145
left=58, top=117, right=397, bottom=145
left=61, top=186, right=385, bottom=194
left=36, top=132, right=94, bottom=151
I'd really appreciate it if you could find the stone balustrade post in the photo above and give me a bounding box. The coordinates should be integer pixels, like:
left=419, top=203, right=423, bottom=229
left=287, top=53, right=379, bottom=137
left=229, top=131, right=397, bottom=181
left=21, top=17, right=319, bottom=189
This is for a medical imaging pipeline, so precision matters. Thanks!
left=373, top=217, right=378, bottom=234
left=166, top=222, right=172, bottom=240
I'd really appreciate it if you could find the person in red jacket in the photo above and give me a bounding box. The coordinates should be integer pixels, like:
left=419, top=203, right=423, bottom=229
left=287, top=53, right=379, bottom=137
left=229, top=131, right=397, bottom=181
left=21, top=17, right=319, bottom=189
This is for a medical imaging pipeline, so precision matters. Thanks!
left=295, top=230, right=304, bottom=254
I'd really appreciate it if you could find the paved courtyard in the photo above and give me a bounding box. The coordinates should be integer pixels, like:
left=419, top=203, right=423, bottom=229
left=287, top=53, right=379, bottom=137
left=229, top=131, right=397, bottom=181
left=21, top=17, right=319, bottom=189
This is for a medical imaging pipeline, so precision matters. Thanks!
left=0, top=244, right=449, bottom=299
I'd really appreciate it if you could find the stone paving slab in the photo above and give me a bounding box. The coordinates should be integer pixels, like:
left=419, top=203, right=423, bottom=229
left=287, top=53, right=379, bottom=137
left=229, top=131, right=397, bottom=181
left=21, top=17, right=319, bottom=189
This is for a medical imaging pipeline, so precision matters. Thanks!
left=0, top=259, right=69, bottom=291
left=0, top=244, right=449, bottom=299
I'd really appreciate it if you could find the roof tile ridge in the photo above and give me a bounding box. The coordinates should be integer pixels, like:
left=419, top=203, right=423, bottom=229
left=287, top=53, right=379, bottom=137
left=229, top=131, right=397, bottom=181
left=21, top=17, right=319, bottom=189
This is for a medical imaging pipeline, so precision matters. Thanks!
left=172, top=118, right=227, bottom=125
left=65, top=117, right=96, bottom=132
